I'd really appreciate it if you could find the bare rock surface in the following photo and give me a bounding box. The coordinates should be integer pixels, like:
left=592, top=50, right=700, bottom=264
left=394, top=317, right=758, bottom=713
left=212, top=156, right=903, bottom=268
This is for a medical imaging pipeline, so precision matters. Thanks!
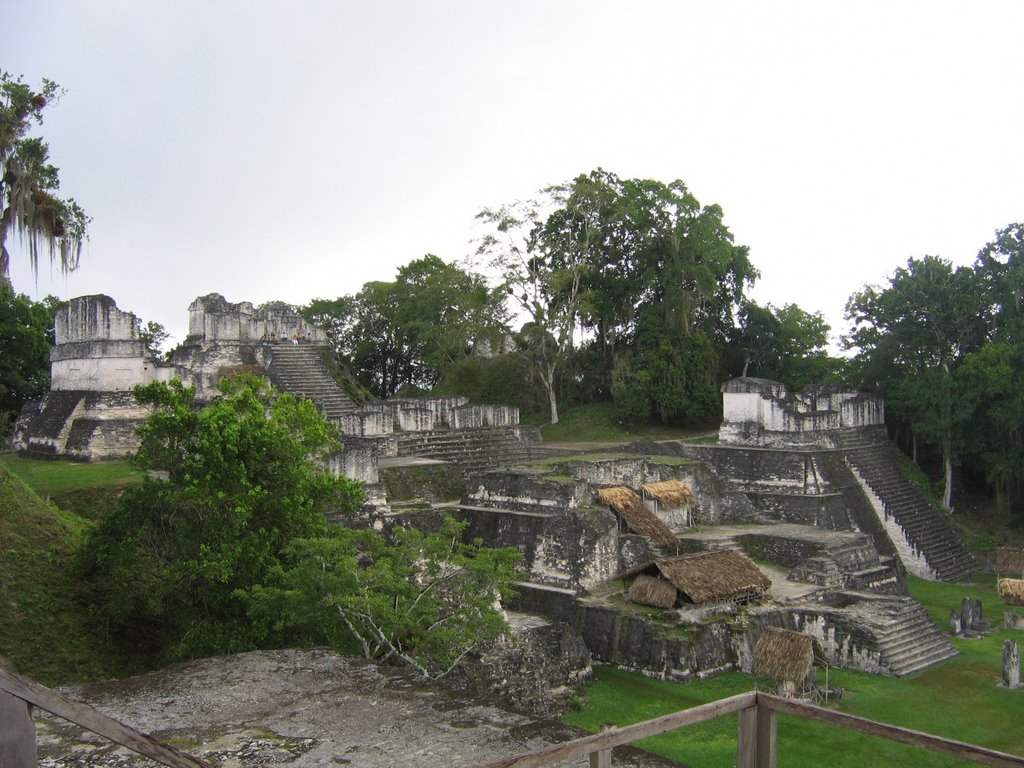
left=36, top=649, right=679, bottom=767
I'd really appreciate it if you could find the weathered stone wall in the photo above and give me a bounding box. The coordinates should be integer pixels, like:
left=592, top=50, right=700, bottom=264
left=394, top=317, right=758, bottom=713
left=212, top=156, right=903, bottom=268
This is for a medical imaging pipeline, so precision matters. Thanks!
left=464, top=472, right=590, bottom=512
left=507, top=586, right=739, bottom=680
left=719, top=377, right=884, bottom=448
left=187, top=293, right=326, bottom=344
left=50, top=295, right=168, bottom=392
left=456, top=505, right=620, bottom=590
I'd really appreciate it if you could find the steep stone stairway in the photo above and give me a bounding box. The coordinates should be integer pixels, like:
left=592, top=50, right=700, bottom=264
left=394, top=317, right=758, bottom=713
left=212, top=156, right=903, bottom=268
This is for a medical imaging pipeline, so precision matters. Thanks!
left=266, top=344, right=357, bottom=422
left=835, top=429, right=977, bottom=582
left=871, top=597, right=959, bottom=676
left=396, top=426, right=540, bottom=474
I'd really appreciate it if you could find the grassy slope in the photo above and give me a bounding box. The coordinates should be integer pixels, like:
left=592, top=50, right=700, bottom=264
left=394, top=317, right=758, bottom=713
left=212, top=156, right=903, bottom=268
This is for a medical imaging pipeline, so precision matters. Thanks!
left=0, top=460, right=136, bottom=685
left=564, top=577, right=1023, bottom=767
left=532, top=402, right=718, bottom=444
left=0, top=454, right=141, bottom=520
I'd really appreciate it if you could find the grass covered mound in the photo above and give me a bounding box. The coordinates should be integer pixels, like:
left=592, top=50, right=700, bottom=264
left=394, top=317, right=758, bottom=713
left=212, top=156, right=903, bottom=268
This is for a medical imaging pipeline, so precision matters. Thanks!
left=0, top=461, right=135, bottom=685
left=564, top=577, right=1024, bottom=767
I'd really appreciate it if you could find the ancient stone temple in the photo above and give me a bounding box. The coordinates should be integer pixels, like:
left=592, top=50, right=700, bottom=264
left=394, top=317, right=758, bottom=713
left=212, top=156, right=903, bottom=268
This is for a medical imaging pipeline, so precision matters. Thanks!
left=13, top=293, right=538, bottom=488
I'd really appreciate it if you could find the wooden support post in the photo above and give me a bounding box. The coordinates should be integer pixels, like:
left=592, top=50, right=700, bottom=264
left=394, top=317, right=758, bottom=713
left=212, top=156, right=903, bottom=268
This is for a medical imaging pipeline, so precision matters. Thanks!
left=737, top=704, right=777, bottom=768
left=589, top=748, right=612, bottom=768
left=0, top=689, right=36, bottom=768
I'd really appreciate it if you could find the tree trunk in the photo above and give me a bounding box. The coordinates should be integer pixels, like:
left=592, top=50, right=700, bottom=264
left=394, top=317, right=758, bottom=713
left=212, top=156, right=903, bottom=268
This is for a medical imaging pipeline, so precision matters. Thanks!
left=547, top=377, right=559, bottom=424
left=942, top=438, right=954, bottom=512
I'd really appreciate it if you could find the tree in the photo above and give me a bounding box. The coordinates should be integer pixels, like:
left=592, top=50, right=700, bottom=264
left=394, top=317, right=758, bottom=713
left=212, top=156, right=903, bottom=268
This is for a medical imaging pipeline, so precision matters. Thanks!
left=304, top=256, right=506, bottom=398
left=77, top=374, right=366, bottom=662
left=0, top=283, right=63, bottom=432
left=477, top=171, right=756, bottom=424
left=245, top=517, right=522, bottom=679
left=0, top=73, right=88, bottom=287
left=846, top=256, right=985, bottom=510
left=138, top=320, right=170, bottom=359
left=730, top=300, right=844, bottom=390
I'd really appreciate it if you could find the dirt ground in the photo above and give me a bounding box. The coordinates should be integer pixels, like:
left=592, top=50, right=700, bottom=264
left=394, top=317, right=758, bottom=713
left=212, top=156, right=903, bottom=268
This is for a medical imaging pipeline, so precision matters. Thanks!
left=35, top=649, right=681, bottom=768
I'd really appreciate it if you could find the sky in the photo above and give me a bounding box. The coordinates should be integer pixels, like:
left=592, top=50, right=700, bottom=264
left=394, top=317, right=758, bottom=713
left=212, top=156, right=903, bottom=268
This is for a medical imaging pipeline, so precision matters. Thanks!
left=4, top=1, right=1024, bottom=350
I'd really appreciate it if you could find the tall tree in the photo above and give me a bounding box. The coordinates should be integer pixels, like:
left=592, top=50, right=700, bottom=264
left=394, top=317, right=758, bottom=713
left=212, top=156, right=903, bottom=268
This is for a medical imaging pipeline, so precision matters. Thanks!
left=77, top=375, right=366, bottom=662
left=0, top=284, right=63, bottom=431
left=304, top=256, right=505, bottom=398
left=0, top=73, right=88, bottom=287
left=846, top=256, right=985, bottom=510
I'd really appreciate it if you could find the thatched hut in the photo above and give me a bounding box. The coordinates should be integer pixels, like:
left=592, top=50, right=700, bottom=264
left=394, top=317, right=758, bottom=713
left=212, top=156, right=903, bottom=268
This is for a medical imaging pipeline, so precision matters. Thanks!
left=597, top=486, right=678, bottom=548
left=994, top=547, right=1024, bottom=576
left=641, top=480, right=696, bottom=528
left=620, top=548, right=771, bottom=607
left=628, top=574, right=678, bottom=609
left=999, top=578, right=1024, bottom=607
left=752, top=628, right=825, bottom=696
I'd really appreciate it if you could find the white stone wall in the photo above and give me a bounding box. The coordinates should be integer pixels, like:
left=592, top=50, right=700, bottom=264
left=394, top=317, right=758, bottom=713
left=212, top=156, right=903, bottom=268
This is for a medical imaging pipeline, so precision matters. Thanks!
left=55, top=295, right=140, bottom=343
left=51, top=357, right=159, bottom=392
left=187, top=293, right=326, bottom=343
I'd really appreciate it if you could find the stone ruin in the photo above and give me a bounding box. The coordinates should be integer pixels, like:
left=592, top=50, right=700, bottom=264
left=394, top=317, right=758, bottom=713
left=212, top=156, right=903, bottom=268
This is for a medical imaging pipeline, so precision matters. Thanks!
left=11, top=301, right=984, bottom=695
left=13, top=293, right=539, bottom=492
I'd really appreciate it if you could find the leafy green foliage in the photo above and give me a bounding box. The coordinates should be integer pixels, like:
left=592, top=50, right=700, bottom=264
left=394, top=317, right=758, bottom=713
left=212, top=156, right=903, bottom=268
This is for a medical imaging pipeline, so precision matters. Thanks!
left=477, top=169, right=755, bottom=424
left=304, top=255, right=507, bottom=398
left=0, top=283, right=63, bottom=433
left=76, top=374, right=365, bottom=663
left=0, top=72, right=88, bottom=285
left=728, top=300, right=846, bottom=390
left=0, top=464, right=138, bottom=684
left=244, top=517, right=522, bottom=679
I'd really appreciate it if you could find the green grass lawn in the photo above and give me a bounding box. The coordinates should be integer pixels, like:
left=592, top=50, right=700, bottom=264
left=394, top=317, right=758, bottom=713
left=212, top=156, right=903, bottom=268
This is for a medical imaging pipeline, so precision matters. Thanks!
left=0, top=453, right=141, bottom=520
left=0, top=462, right=140, bottom=684
left=531, top=402, right=718, bottom=444
left=564, top=577, right=1024, bottom=767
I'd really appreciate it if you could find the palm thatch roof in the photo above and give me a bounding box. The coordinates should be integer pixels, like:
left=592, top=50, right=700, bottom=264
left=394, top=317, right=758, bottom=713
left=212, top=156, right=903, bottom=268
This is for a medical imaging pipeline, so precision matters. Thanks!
left=641, top=480, right=696, bottom=509
left=752, top=628, right=820, bottom=682
left=628, top=574, right=678, bottom=609
left=597, top=486, right=678, bottom=548
left=994, top=547, right=1024, bottom=575
left=619, top=549, right=771, bottom=604
left=998, top=578, right=1024, bottom=607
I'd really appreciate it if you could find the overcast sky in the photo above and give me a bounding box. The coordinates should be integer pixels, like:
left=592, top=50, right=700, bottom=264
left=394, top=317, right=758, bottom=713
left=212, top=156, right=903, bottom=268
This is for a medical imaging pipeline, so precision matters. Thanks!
left=5, top=1, right=1024, bottom=349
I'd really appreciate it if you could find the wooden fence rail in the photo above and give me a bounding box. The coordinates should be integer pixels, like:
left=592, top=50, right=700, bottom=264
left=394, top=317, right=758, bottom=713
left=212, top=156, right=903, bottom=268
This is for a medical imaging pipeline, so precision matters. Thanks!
left=3, top=665, right=1023, bottom=768
left=0, top=666, right=212, bottom=768
left=470, top=690, right=1024, bottom=768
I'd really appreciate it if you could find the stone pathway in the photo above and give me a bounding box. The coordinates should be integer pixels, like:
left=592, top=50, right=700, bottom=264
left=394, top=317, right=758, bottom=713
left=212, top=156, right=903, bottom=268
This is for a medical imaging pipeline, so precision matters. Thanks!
left=36, top=649, right=681, bottom=768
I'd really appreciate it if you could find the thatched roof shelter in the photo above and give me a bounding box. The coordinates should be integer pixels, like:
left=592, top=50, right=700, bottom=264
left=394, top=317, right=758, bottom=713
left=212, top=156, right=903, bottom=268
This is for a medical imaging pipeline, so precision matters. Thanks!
left=998, top=578, right=1024, bottom=607
left=597, top=486, right=678, bottom=548
left=752, top=628, right=824, bottom=683
left=994, top=547, right=1024, bottom=575
left=628, top=574, right=678, bottom=609
left=620, top=548, right=771, bottom=605
left=641, top=480, right=696, bottom=509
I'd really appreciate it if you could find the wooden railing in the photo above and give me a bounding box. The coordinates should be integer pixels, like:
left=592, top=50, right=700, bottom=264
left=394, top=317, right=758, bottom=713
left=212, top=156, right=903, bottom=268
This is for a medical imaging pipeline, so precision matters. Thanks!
left=0, top=666, right=211, bottom=768
left=471, top=690, right=1024, bottom=768
left=3, top=665, right=1022, bottom=768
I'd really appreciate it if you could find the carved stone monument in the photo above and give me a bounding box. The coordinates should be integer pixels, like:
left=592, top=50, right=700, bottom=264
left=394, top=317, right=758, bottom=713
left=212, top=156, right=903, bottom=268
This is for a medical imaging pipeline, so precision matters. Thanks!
left=1001, top=639, right=1020, bottom=690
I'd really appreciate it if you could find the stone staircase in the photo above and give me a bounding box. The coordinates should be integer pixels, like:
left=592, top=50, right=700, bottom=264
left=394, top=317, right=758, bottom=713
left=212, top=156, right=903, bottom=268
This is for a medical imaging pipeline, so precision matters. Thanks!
left=871, top=598, right=959, bottom=676
left=835, top=429, right=977, bottom=582
left=15, top=391, right=85, bottom=457
left=395, top=426, right=540, bottom=474
left=266, top=344, right=357, bottom=421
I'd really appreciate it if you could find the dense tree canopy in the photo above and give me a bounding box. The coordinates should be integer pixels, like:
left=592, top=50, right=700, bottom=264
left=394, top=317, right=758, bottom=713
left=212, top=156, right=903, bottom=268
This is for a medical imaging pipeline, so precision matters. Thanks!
left=0, top=73, right=88, bottom=287
left=846, top=228, right=1024, bottom=519
left=0, top=284, right=62, bottom=432
left=77, top=375, right=366, bottom=662
left=477, top=170, right=757, bottom=425
left=304, top=255, right=507, bottom=398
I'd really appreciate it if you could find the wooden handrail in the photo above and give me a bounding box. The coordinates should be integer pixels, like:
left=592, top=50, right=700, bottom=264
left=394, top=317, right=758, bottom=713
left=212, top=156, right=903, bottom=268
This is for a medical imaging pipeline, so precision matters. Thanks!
left=466, top=690, right=1024, bottom=768
left=0, top=667, right=212, bottom=768
left=758, top=693, right=1024, bottom=768
left=472, top=691, right=756, bottom=768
